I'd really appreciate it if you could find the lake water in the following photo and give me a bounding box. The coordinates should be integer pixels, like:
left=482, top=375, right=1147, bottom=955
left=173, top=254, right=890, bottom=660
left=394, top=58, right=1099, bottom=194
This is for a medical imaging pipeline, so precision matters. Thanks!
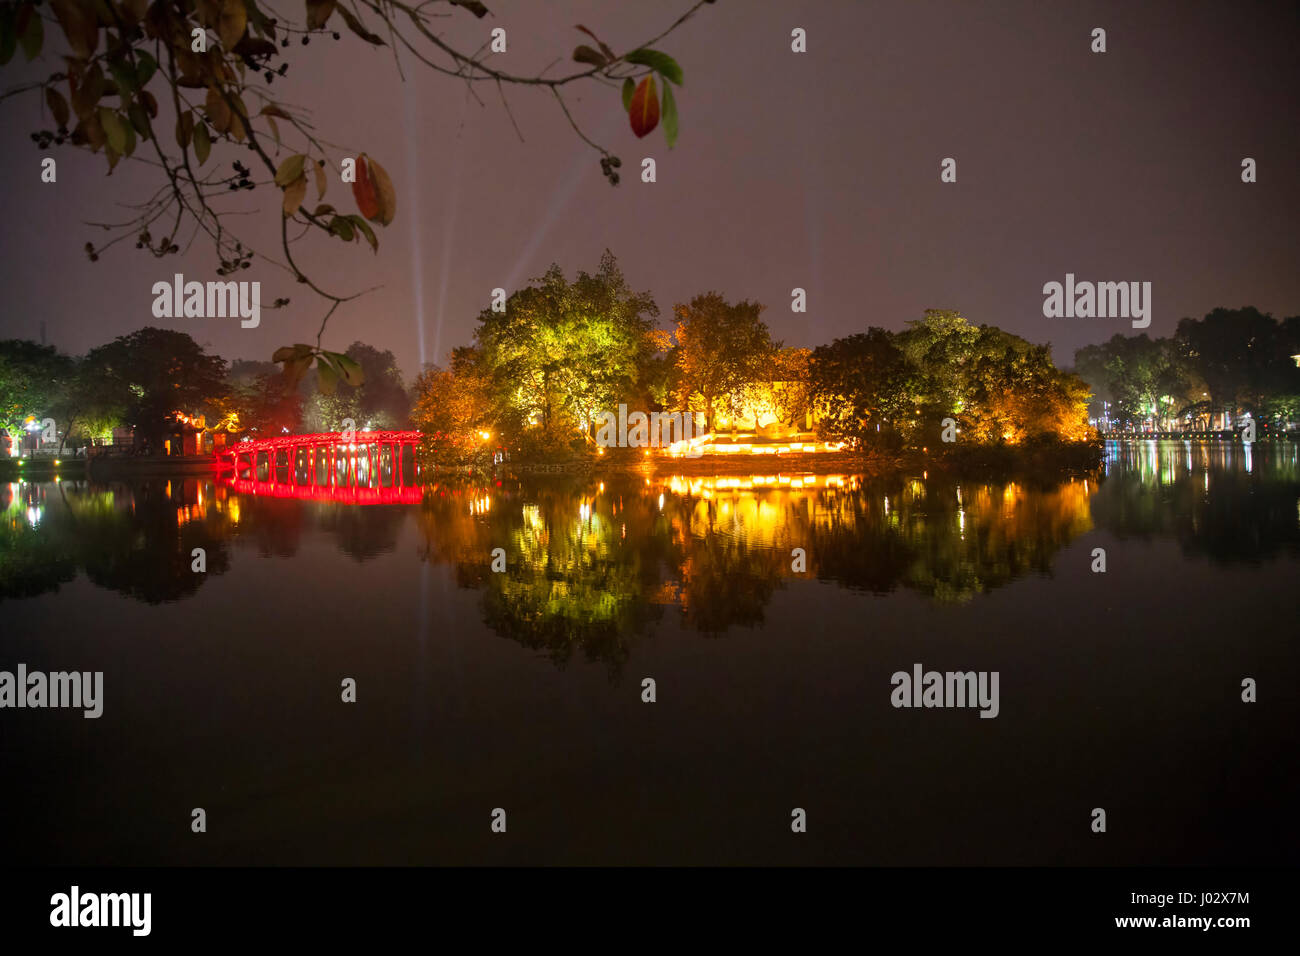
left=3, top=440, right=1298, bottom=864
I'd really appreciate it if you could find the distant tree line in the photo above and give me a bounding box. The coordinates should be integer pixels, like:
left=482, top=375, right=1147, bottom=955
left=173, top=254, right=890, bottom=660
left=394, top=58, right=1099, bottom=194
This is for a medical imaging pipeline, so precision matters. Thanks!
left=0, top=329, right=411, bottom=453
left=1071, top=307, right=1300, bottom=431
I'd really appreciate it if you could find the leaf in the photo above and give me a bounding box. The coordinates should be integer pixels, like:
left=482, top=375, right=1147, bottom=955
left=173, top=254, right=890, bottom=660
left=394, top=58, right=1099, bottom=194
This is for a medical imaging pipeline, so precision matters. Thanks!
left=140, top=89, right=158, bottom=119
left=121, top=0, right=149, bottom=24
left=283, top=355, right=313, bottom=388
left=128, top=102, right=152, bottom=138
left=265, top=113, right=280, bottom=146
left=366, top=156, right=396, bottom=225
left=574, top=25, right=615, bottom=62
left=228, top=92, right=248, bottom=141
left=261, top=103, right=292, bottom=119
left=193, top=121, right=211, bottom=164
left=272, top=344, right=314, bottom=363
left=46, top=88, right=70, bottom=128
left=621, top=77, right=634, bottom=111
left=333, top=354, right=365, bottom=387
left=351, top=154, right=378, bottom=219
left=313, top=203, right=335, bottom=216
left=109, top=61, right=138, bottom=96
left=18, top=4, right=42, bottom=60
left=572, top=45, right=607, bottom=68
left=312, top=160, right=326, bottom=199
left=449, top=0, right=488, bottom=16
left=281, top=174, right=307, bottom=217
left=328, top=216, right=354, bottom=242
left=628, top=75, right=659, bottom=139
left=315, top=354, right=339, bottom=394
left=274, top=153, right=306, bottom=187
left=99, top=107, right=128, bottom=155
left=105, top=143, right=120, bottom=172
left=218, top=0, right=246, bottom=49
left=135, top=50, right=158, bottom=87
left=348, top=214, right=377, bottom=252
left=71, top=64, right=104, bottom=119
left=49, top=0, right=98, bottom=60
left=623, top=48, right=682, bottom=86
left=337, top=6, right=384, bottom=44
left=175, top=110, right=194, bottom=149
left=79, top=110, right=106, bottom=152
left=661, top=80, right=678, bottom=149
left=305, top=0, right=335, bottom=31
left=205, top=85, right=231, bottom=133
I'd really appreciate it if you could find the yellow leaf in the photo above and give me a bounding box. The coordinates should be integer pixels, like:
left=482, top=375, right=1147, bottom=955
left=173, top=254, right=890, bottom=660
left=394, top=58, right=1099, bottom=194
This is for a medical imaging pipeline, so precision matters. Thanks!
left=205, top=86, right=231, bottom=133
left=274, top=153, right=305, bottom=186
left=306, top=0, right=337, bottom=31
left=218, top=0, right=246, bottom=50
left=367, top=156, right=396, bottom=226
left=282, top=175, right=307, bottom=217
left=313, top=160, right=326, bottom=200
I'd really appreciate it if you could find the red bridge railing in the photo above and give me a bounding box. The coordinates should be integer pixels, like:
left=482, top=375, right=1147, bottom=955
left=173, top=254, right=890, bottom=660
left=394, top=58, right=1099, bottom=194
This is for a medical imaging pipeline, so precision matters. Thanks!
left=219, top=431, right=424, bottom=504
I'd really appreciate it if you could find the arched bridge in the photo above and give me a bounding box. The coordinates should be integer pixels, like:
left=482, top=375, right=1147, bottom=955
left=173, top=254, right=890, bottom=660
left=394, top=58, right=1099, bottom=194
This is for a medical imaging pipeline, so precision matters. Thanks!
left=219, top=431, right=424, bottom=504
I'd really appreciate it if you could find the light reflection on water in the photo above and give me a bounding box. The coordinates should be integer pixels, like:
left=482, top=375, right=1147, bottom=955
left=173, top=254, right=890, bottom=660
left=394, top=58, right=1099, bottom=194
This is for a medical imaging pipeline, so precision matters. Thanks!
left=4, top=442, right=1297, bottom=635
left=4, top=440, right=1299, bottom=866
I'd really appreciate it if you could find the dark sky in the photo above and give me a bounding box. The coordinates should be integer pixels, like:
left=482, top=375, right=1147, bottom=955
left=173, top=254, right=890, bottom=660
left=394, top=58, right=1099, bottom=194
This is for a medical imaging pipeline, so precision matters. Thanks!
left=2, top=0, right=1298, bottom=380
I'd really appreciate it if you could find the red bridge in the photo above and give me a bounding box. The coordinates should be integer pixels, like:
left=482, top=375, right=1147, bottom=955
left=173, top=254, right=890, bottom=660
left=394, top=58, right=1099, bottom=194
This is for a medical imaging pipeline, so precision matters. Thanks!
left=219, top=431, right=424, bottom=504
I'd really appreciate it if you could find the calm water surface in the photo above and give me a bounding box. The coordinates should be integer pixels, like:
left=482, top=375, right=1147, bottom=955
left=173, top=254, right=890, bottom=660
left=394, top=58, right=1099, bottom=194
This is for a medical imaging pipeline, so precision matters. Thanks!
left=4, top=441, right=1298, bottom=864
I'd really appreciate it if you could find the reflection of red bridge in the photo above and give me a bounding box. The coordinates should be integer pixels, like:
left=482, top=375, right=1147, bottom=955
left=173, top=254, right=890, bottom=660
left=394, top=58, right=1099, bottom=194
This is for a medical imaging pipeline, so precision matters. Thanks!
left=219, top=431, right=424, bottom=504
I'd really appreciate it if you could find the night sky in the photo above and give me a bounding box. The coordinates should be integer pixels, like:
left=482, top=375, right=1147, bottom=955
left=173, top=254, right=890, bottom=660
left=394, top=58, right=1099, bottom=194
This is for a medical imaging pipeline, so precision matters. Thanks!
left=1, top=0, right=1297, bottom=380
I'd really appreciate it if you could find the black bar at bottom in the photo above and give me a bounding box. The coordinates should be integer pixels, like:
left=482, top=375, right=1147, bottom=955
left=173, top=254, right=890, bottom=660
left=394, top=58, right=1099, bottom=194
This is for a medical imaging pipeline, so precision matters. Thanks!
left=2, top=866, right=1292, bottom=942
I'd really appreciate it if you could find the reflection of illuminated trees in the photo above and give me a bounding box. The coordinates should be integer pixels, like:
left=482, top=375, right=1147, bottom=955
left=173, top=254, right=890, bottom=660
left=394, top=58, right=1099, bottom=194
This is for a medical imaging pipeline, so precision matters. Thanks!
left=892, top=478, right=1093, bottom=601
left=0, top=480, right=235, bottom=603
left=418, top=480, right=669, bottom=671
left=0, top=485, right=77, bottom=599
left=415, top=472, right=1101, bottom=664
left=1092, top=442, right=1300, bottom=563
left=75, top=481, right=232, bottom=603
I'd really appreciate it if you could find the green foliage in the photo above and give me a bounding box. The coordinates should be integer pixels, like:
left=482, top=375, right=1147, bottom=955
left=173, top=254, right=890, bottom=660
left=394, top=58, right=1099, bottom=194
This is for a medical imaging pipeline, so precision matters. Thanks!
left=82, top=327, right=227, bottom=448
left=473, top=251, right=659, bottom=444
left=1072, top=307, right=1300, bottom=428
left=808, top=329, right=911, bottom=449
left=672, top=292, right=777, bottom=432
left=0, top=339, right=76, bottom=433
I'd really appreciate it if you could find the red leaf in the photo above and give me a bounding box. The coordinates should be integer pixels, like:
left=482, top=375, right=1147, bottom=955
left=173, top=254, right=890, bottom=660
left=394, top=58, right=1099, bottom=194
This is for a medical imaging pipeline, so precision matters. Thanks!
left=351, top=154, right=379, bottom=220
left=628, top=75, right=659, bottom=139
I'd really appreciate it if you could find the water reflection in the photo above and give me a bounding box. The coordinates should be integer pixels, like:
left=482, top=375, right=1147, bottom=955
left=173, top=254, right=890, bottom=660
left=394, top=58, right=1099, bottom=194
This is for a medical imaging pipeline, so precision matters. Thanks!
left=4, top=444, right=1298, bottom=656
left=1096, top=439, right=1300, bottom=563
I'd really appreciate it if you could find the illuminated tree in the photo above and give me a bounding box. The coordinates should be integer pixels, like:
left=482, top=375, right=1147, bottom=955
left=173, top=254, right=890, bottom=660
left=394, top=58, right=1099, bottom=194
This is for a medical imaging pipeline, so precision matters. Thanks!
left=672, top=292, right=776, bottom=432
left=82, top=326, right=227, bottom=449
left=473, top=251, right=658, bottom=445
left=807, top=328, right=911, bottom=449
left=410, top=346, right=497, bottom=466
